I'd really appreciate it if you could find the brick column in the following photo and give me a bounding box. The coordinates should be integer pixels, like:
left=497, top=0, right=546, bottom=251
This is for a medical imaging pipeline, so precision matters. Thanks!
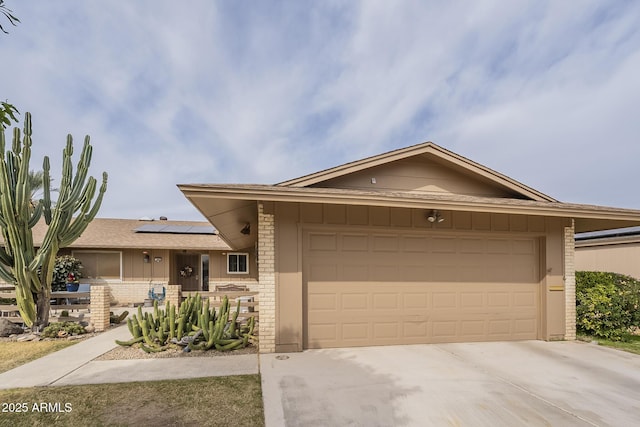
left=167, top=285, right=182, bottom=310
left=564, top=220, right=576, bottom=340
left=90, top=285, right=110, bottom=332
left=258, top=202, right=276, bottom=353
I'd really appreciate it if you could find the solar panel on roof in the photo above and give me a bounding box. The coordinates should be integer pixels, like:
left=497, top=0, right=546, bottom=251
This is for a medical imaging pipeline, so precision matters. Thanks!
left=184, top=226, right=216, bottom=234
left=575, top=226, right=640, bottom=241
left=135, top=224, right=167, bottom=232
left=161, top=225, right=186, bottom=233
left=134, top=224, right=216, bottom=235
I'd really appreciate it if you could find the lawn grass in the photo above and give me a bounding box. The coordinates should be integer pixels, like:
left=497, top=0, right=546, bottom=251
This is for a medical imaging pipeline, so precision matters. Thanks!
left=0, top=341, right=79, bottom=374
left=579, top=334, right=640, bottom=355
left=0, top=375, right=264, bottom=427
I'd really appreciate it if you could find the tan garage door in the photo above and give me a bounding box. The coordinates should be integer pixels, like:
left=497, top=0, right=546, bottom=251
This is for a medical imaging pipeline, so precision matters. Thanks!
left=304, top=229, right=540, bottom=349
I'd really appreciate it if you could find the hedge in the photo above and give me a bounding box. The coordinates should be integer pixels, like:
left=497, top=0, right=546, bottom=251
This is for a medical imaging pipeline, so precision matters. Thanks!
left=576, top=271, right=640, bottom=340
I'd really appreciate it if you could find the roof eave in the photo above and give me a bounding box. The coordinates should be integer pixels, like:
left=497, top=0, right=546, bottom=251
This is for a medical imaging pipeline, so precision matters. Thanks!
left=179, top=184, right=640, bottom=224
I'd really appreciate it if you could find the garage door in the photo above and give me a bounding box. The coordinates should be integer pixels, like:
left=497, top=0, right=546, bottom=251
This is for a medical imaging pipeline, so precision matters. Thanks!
left=304, top=229, right=540, bottom=349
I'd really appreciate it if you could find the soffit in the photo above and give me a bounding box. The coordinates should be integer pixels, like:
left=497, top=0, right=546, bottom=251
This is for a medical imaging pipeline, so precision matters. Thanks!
left=182, top=195, right=257, bottom=250
left=179, top=183, right=640, bottom=233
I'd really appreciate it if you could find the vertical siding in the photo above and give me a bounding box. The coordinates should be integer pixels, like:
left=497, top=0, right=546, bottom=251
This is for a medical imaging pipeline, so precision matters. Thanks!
left=122, top=249, right=170, bottom=281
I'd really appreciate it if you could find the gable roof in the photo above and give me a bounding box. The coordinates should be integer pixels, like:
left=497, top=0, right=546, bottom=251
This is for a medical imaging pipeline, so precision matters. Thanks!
left=277, top=142, right=557, bottom=202
left=179, top=142, right=640, bottom=246
left=1, top=218, right=231, bottom=251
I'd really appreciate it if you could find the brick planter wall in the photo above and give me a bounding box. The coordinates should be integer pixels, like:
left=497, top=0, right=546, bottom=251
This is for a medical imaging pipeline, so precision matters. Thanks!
left=166, top=284, right=182, bottom=310
left=90, top=285, right=110, bottom=332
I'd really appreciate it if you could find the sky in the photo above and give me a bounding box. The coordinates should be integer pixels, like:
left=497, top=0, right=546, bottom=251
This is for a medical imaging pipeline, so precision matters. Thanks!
left=1, top=1, right=639, bottom=221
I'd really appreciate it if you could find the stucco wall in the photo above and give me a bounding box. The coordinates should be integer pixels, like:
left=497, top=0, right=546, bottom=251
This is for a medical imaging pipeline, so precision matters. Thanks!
left=575, top=242, right=640, bottom=280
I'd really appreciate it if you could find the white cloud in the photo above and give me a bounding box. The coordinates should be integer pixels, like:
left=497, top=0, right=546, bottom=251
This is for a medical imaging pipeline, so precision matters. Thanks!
left=1, top=0, right=639, bottom=220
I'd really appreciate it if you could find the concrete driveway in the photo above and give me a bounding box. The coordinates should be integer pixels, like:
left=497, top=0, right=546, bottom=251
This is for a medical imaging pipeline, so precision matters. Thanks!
left=260, top=340, right=640, bottom=426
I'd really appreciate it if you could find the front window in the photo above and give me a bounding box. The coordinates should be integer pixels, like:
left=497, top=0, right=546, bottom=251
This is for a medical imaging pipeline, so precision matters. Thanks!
left=227, top=253, right=248, bottom=274
left=73, top=251, right=122, bottom=281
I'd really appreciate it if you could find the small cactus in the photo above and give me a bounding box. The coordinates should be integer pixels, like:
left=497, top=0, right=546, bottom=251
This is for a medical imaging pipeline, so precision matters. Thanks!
left=110, top=310, right=129, bottom=324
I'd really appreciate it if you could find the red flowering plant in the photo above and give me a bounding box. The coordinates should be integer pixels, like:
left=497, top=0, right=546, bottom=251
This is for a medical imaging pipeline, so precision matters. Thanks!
left=51, top=255, right=83, bottom=292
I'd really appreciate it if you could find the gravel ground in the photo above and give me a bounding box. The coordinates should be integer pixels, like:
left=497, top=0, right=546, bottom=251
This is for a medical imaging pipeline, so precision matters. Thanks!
left=0, top=332, right=101, bottom=343
left=1, top=328, right=257, bottom=360
left=96, top=343, right=257, bottom=360
left=3, top=309, right=258, bottom=360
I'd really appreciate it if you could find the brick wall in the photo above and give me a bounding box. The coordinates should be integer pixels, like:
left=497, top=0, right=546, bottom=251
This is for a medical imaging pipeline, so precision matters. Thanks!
left=166, top=284, right=181, bottom=309
left=105, top=281, right=168, bottom=304
left=564, top=220, right=576, bottom=340
left=95, top=281, right=257, bottom=305
left=90, top=285, right=110, bottom=332
left=258, top=202, right=276, bottom=353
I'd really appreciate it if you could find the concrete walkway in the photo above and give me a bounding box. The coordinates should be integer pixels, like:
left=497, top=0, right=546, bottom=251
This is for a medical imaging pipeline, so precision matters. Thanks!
left=0, top=324, right=258, bottom=389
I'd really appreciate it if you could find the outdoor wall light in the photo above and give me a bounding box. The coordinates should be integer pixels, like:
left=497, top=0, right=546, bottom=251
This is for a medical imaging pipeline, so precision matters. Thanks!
left=427, top=210, right=445, bottom=223
left=154, top=257, right=163, bottom=263
left=240, top=223, right=251, bottom=235
left=143, top=251, right=150, bottom=263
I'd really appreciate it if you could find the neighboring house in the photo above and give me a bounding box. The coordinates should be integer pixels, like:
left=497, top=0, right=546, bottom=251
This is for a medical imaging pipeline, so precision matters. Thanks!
left=0, top=218, right=258, bottom=304
left=180, top=142, right=640, bottom=353
left=575, top=227, right=640, bottom=279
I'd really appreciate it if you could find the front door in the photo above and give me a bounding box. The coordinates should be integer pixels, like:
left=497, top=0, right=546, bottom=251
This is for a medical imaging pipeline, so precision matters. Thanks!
left=176, top=253, right=200, bottom=292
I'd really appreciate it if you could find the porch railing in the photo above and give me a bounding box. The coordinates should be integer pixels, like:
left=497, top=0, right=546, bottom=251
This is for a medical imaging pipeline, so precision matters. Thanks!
left=0, top=285, right=20, bottom=323
left=0, top=285, right=104, bottom=328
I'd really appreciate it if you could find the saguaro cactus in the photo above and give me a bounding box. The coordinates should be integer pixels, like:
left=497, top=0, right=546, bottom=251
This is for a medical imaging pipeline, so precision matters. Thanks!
left=0, top=113, right=107, bottom=329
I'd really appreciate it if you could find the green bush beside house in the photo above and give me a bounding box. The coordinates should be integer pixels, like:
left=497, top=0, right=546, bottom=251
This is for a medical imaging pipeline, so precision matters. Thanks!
left=576, top=271, right=640, bottom=340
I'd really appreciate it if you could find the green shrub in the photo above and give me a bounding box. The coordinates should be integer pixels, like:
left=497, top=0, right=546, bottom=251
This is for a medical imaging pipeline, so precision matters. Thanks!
left=576, top=271, right=640, bottom=340
left=42, top=321, right=86, bottom=338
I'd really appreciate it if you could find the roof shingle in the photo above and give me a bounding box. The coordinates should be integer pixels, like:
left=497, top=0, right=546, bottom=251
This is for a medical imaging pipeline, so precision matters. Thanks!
left=1, top=218, right=231, bottom=250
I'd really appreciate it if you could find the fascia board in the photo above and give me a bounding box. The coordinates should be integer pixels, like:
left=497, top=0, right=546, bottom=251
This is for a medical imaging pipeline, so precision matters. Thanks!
left=179, top=185, right=640, bottom=222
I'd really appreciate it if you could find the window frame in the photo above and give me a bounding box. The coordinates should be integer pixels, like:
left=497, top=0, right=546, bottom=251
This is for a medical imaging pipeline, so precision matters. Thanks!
left=71, top=250, right=123, bottom=282
left=227, top=252, right=249, bottom=275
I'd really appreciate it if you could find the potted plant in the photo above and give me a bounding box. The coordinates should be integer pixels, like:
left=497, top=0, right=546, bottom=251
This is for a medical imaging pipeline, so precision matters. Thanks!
left=52, top=255, right=83, bottom=292
left=65, top=272, right=79, bottom=292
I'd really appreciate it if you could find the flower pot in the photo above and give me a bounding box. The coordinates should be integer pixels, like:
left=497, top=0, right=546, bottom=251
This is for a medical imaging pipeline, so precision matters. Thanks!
left=66, top=283, right=79, bottom=292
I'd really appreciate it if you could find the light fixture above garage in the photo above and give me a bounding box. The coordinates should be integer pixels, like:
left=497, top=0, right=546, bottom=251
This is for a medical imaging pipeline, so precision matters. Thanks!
left=427, top=210, right=444, bottom=223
